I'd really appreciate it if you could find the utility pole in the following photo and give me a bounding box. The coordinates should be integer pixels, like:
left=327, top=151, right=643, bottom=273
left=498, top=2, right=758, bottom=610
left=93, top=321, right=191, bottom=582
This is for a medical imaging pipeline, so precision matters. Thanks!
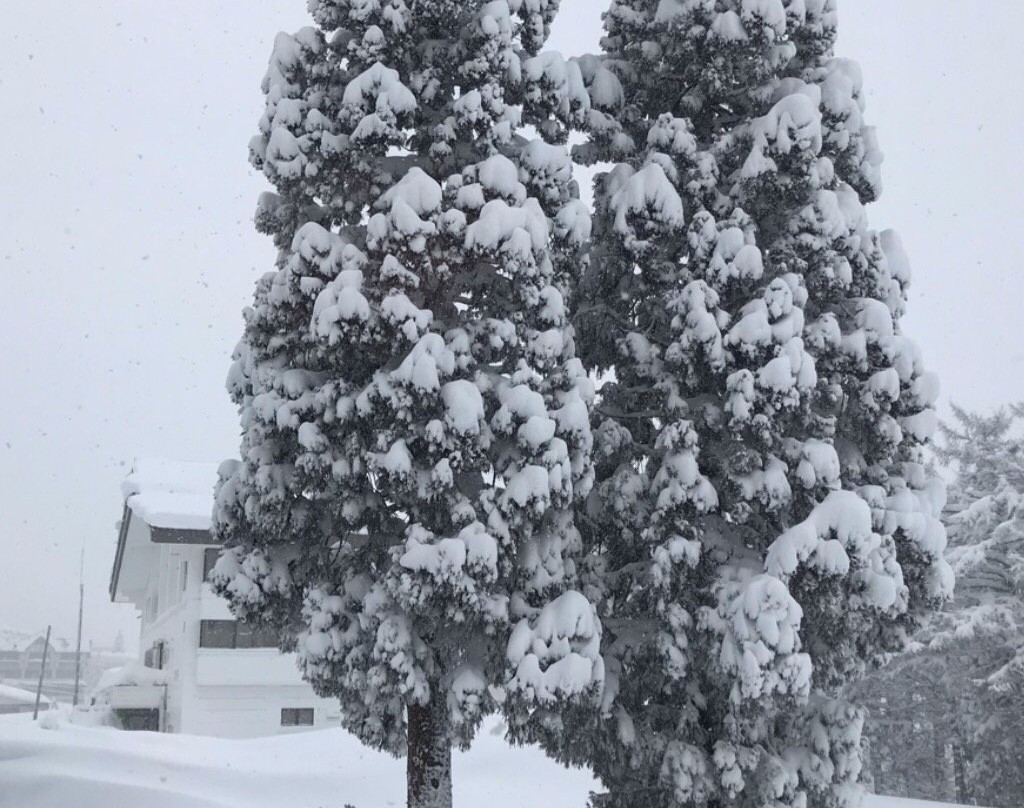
left=72, top=547, right=85, bottom=707
left=33, top=625, right=52, bottom=720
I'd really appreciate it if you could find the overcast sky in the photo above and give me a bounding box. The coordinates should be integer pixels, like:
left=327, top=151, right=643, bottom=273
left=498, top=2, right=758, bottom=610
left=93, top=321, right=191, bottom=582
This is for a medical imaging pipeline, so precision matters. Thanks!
left=2, top=1, right=1022, bottom=650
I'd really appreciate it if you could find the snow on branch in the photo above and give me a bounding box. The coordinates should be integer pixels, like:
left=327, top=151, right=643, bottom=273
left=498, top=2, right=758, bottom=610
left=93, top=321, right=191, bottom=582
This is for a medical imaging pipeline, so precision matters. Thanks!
left=506, top=591, right=604, bottom=705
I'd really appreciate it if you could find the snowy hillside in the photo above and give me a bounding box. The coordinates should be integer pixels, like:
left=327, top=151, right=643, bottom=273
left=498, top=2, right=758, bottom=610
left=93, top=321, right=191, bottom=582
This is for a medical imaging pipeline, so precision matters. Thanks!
left=0, top=714, right=974, bottom=808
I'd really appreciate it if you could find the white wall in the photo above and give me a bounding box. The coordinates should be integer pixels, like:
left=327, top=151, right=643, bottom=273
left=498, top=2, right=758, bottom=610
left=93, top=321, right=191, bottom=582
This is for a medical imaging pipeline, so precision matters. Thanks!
left=131, top=541, right=339, bottom=738
left=196, top=650, right=306, bottom=687
left=182, top=686, right=340, bottom=739
left=137, top=543, right=204, bottom=732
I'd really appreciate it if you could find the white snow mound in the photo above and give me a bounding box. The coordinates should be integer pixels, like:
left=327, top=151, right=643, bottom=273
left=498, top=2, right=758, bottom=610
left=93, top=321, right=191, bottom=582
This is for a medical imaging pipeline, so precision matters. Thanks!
left=0, top=713, right=983, bottom=808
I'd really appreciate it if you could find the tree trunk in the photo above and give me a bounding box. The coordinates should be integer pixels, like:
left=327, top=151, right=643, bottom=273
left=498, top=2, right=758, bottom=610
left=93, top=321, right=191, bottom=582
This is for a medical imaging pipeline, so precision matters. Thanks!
left=952, top=737, right=970, bottom=805
left=407, top=698, right=452, bottom=808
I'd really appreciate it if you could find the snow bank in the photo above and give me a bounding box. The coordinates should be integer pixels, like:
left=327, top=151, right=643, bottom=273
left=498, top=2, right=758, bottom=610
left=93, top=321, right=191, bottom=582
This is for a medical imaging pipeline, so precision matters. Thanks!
left=0, top=713, right=980, bottom=808
left=0, top=715, right=594, bottom=808
left=122, top=458, right=221, bottom=531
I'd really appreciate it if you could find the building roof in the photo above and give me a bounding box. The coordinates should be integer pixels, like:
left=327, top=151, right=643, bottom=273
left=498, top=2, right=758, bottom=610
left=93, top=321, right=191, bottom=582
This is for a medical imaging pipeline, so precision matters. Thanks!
left=0, top=628, right=36, bottom=652
left=121, top=458, right=221, bottom=531
left=110, top=459, right=224, bottom=601
left=0, top=628, right=70, bottom=653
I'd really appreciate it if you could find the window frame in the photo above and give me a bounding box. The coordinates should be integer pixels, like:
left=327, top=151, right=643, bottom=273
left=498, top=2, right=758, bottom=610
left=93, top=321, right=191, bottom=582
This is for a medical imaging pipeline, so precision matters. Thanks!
left=198, top=619, right=278, bottom=650
left=198, top=619, right=237, bottom=649
left=280, top=707, right=314, bottom=727
left=202, top=548, right=220, bottom=582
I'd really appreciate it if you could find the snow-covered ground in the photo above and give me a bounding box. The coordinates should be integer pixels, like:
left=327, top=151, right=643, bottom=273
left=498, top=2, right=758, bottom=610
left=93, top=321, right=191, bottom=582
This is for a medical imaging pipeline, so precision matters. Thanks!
left=0, top=712, right=970, bottom=808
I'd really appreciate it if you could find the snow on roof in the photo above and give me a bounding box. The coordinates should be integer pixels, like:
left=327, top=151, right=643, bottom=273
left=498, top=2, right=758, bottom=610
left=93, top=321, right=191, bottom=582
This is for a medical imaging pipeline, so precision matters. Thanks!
left=121, top=458, right=220, bottom=531
left=93, top=663, right=170, bottom=694
left=0, top=628, right=69, bottom=653
left=0, top=628, right=36, bottom=652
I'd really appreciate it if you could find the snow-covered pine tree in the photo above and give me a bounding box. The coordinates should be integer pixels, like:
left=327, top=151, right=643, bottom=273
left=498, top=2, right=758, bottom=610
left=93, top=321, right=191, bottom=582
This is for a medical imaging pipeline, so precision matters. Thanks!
left=522, top=2, right=954, bottom=807
left=852, top=405, right=1024, bottom=807
left=937, top=407, right=1024, bottom=697
left=209, top=4, right=603, bottom=807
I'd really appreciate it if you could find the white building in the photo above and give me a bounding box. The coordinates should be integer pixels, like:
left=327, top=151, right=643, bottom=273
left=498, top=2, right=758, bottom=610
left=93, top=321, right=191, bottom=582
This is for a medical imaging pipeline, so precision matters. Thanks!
left=0, top=628, right=89, bottom=702
left=107, top=459, right=339, bottom=737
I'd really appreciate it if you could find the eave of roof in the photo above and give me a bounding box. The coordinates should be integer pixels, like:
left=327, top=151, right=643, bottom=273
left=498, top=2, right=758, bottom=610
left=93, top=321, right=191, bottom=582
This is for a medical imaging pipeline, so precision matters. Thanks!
left=109, top=507, right=216, bottom=602
left=109, top=503, right=131, bottom=602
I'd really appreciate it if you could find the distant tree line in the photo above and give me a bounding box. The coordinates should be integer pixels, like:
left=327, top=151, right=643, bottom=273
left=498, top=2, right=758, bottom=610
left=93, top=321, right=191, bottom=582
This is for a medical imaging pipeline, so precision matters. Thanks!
left=851, top=404, right=1024, bottom=808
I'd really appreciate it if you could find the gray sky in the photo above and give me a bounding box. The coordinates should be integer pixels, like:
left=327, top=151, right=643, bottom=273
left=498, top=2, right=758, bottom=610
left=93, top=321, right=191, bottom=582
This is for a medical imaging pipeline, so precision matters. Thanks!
left=2, top=1, right=1021, bottom=649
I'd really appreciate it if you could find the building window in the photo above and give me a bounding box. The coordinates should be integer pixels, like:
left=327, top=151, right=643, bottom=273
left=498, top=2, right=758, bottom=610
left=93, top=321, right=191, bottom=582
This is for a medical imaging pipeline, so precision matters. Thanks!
left=235, top=622, right=279, bottom=649
left=199, top=620, right=278, bottom=649
left=114, top=708, right=161, bottom=732
left=199, top=620, right=236, bottom=649
left=180, top=560, right=189, bottom=591
left=143, top=641, right=167, bottom=670
left=281, top=708, right=314, bottom=727
left=202, top=548, right=220, bottom=581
